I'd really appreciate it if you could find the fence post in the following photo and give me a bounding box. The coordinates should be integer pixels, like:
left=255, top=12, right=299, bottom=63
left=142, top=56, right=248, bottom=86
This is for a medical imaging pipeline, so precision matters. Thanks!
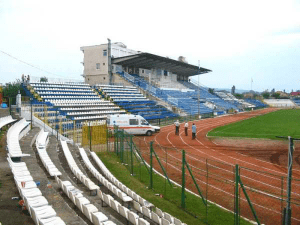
left=89, top=122, right=92, bottom=151
left=181, top=150, right=186, bottom=209
left=285, top=136, right=295, bottom=225
left=130, top=135, right=133, bottom=175
left=235, top=164, right=239, bottom=225
left=73, top=121, right=76, bottom=144
left=149, top=141, right=153, bottom=189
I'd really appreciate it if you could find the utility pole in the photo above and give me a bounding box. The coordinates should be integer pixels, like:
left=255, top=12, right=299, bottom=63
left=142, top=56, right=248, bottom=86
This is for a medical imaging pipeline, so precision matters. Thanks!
left=108, top=38, right=112, bottom=85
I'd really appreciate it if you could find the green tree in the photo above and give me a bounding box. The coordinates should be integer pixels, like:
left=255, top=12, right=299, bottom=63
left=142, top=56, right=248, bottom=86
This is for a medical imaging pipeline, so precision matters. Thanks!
left=2, top=79, right=26, bottom=105
left=208, top=88, right=214, bottom=94
left=234, top=93, right=244, bottom=99
left=40, top=76, right=48, bottom=82
left=271, top=92, right=280, bottom=99
left=262, top=92, right=270, bottom=99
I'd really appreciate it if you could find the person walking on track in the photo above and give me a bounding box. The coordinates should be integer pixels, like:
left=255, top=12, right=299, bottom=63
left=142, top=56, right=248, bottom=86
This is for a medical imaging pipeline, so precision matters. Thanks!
left=184, top=121, right=188, bottom=136
left=192, top=123, right=196, bottom=139
left=174, top=120, right=180, bottom=135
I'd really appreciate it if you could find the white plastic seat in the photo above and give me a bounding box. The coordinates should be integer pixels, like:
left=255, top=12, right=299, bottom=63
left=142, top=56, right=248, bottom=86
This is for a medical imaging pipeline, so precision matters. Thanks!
left=91, top=211, right=109, bottom=225
left=117, top=190, right=133, bottom=205
left=110, top=199, right=121, bottom=213
left=133, top=201, right=143, bottom=215
left=138, top=218, right=150, bottom=225
left=25, top=196, right=48, bottom=214
left=21, top=188, right=42, bottom=199
left=103, top=193, right=113, bottom=207
left=118, top=204, right=129, bottom=221
left=75, top=196, right=90, bottom=212
left=128, top=211, right=139, bottom=225
left=138, top=196, right=153, bottom=208
left=39, top=216, right=65, bottom=225
left=174, top=218, right=186, bottom=225
left=82, top=203, right=98, bottom=221
left=30, top=205, right=56, bottom=225
left=142, top=206, right=152, bottom=220
left=152, top=212, right=162, bottom=225
left=156, top=208, right=164, bottom=218
left=164, top=212, right=174, bottom=223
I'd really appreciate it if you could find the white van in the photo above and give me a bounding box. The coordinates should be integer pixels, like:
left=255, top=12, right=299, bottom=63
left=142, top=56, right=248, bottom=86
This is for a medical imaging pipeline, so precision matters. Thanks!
left=107, top=114, right=160, bottom=136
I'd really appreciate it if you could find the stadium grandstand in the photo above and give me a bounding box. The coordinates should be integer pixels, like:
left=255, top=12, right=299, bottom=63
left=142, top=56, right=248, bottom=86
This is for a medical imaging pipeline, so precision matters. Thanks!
left=17, top=40, right=268, bottom=137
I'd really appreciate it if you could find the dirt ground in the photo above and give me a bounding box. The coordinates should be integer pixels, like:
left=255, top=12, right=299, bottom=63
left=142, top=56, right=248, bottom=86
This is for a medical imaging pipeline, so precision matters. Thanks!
left=0, top=109, right=35, bottom=225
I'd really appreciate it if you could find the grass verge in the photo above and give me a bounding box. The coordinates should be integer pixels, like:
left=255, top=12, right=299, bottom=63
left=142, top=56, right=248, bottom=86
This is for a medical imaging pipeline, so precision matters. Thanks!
left=208, top=109, right=300, bottom=139
left=97, top=152, right=251, bottom=225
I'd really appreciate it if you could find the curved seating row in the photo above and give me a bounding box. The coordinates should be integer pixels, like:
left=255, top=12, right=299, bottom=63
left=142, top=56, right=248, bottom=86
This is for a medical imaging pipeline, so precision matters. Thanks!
left=7, top=118, right=31, bottom=158
left=60, top=140, right=99, bottom=194
left=79, top=148, right=133, bottom=205
left=55, top=176, right=114, bottom=225
left=7, top=157, right=64, bottom=224
left=0, top=115, right=16, bottom=129
left=35, top=130, right=62, bottom=177
left=90, top=152, right=186, bottom=225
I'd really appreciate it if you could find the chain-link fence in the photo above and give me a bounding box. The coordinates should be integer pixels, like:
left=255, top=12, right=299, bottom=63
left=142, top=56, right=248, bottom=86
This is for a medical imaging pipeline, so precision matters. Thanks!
left=111, top=127, right=300, bottom=225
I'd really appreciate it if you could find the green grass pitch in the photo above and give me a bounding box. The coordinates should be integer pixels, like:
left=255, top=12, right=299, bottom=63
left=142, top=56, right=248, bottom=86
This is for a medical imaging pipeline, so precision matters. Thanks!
left=208, top=109, right=300, bottom=139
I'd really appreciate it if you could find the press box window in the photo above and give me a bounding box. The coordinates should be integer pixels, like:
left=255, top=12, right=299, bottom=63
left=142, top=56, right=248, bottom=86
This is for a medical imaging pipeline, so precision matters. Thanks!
left=103, top=50, right=107, bottom=56
left=96, top=63, right=100, bottom=70
left=129, top=119, right=139, bottom=125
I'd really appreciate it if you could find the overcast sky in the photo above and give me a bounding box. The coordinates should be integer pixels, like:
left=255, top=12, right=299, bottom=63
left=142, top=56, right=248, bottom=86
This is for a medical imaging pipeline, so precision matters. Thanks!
left=1, top=0, right=299, bottom=92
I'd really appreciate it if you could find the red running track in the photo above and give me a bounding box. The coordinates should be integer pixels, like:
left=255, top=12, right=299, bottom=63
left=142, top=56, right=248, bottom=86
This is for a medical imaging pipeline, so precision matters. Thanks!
left=140, top=108, right=300, bottom=225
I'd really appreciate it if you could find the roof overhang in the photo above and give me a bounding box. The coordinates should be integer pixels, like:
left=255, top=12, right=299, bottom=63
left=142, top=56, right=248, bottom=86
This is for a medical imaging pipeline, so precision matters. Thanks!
left=112, top=53, right=211, bottom=77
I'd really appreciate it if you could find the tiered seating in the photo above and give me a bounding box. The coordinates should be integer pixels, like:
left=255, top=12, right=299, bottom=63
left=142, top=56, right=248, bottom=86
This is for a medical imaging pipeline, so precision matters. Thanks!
left=60, top=140, right=99, bottom=194
left=244, top=99, right=268, bottom=108
left=26, top=82, right=125, bottom=122
left=6, top=124, right=65, bottom=224
left=96, top=84, right=177, bottom=120
left=36, top=129, right=62, bottom=177
left=55, top=176, right=113, bottom=224
left=263, top=99, right=294, bottom=107
left=7, top=119, right=31, bottom=158
left=90, top=152, right=187, bottom=225
left=293, top=99, right=300, bottom=106
left=0, top=115, right=16, bottom=129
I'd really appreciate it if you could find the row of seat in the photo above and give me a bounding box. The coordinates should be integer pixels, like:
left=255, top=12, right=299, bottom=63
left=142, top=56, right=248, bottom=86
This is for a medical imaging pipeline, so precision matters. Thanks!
left=90, top=152, right=186, bottom=225
left=7, top=157, right=64, bottom=224
left=0, top=115, right=16, bottom=129
left=37, top=91, right=96, bottom=96
left=7, top=118, right=31, bottom=158
left=60, top=141, right=99, bottom=193
left=98, top=190, right=149, bottom=225
left=72, top=115, right=108, bottom=121
left=50, top=99, right=110, bottom=104
left=42, top=95, right=99, bottom=99
left=34, top=87, right=94, bottom=92
left=55, top=176, right=114, bottom=225
left=60, top=106, right=120, bottom=111
left=54, top=102, right=114, bottom=107
left=67, top=110, right=126, bottom=116
left=79, top=149, right=133, bottom=205
left=81, top=148, right=174, bottom=225
left=35, top=130, right=62, bottom=177
left=30, top=82, right=90, bottom=88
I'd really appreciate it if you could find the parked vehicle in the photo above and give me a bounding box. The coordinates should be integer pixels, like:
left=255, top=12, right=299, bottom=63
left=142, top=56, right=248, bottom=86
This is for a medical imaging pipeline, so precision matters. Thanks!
left=107, top=114, right=160, bottom=136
